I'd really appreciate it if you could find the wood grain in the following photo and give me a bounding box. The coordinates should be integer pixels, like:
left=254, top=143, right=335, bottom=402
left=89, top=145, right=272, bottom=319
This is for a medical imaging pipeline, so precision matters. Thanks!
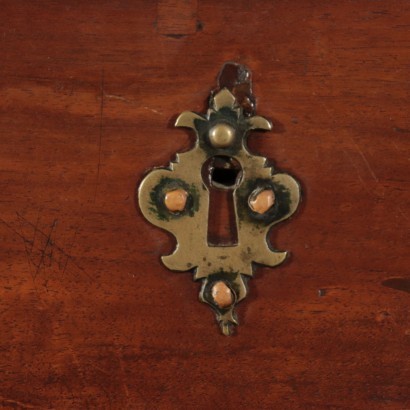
left=0, top=1, right=409, bottom=409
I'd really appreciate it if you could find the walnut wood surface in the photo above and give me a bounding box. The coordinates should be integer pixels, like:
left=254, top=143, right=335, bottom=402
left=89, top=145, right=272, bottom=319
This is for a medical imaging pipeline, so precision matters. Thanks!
left=0, top=1, right=409, bottom=409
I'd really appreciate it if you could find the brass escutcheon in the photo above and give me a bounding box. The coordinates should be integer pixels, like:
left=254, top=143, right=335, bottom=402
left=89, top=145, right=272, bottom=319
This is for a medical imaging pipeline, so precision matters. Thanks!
left=138, top=63, right=301, bottom=335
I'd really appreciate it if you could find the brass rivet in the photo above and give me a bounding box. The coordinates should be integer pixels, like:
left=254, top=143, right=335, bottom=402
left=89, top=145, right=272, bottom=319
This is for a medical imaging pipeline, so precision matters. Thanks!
left=249, top=189, right=275, bottom=214
left=211, top=281, right=234, bottom=308
left=209, top=124, right=235, bottom=148
left=164, top=189, right=188, bottom=212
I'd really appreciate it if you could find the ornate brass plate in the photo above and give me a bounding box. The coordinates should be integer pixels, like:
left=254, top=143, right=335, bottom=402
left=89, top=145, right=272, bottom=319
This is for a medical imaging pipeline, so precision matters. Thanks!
left=138, top=63, right=301, bottom=335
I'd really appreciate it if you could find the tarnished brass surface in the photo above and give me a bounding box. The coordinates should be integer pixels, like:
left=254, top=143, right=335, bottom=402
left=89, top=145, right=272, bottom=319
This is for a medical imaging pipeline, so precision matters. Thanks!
left=138, top=64, right=301, bottom=335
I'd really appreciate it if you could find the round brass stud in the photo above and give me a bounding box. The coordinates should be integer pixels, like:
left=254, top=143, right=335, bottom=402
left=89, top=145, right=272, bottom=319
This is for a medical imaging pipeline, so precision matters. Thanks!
left=208, top=123, right=235, bottom=148
left=164, top=189, right=188, bottom=212
left=249, top=189, right=275, bottom=214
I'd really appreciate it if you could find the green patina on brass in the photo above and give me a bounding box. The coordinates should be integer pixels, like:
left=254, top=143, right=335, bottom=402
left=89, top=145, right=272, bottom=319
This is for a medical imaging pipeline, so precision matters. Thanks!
left=149, top=177, right=200, bottom=221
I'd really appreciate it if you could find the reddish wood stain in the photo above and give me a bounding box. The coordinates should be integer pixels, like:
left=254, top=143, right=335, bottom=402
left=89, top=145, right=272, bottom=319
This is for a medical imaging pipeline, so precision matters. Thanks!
left=0, top=1, right=409, bottom=408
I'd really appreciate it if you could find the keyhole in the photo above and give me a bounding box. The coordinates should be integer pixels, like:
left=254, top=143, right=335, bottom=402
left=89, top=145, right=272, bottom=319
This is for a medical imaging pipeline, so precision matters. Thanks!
left=202, top=156, right=243, bottom=246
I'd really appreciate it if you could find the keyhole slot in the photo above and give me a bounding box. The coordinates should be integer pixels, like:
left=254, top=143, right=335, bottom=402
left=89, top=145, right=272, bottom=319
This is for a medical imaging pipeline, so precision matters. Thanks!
left=202, top=156, right=243, bottom=246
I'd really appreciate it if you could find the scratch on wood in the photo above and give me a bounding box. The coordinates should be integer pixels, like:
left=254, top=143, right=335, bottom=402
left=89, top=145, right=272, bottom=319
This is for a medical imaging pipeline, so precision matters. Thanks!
left=342, top=149, right=374, bottom=197
left=32, top=219, right=57, bottom=281
left=1, top=213, right=92, bottom=282
left=144, top=106, right=162, bottom=115
left=397, top=206, right=409, bottom=222
left=16, top=214, right=45, bottom=302
left=30, top=210, right=41, bottom=253
left=104, top=93, right=128, bottom=102
left=114, top=345, right=130, bottom=402
left=0, top=396, right=40, bottom=409
left=94, top=67, right=105, bottom=202
left=61, top=229, right=78, bottom=277
left=22, top=214, right=89, bottom=278
left=352, top=139, right=379, bottom=183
